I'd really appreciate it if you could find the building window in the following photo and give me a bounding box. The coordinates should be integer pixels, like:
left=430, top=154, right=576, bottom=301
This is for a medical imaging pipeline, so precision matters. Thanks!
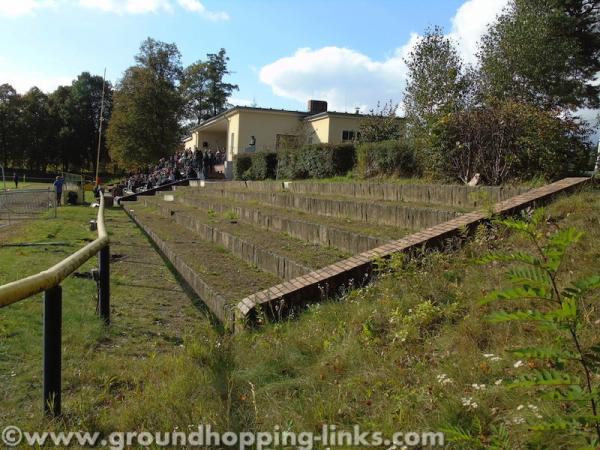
left=342, top=130, right=360, bottom=142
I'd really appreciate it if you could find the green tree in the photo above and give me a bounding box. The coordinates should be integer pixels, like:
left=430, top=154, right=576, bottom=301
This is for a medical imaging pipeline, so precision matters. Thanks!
left=48, top=85, right=78, bottom=171
left=20, top=87, right=54, bottom=171
left=108, top=38, right=184, bottom=168
left=404, top=26, right=472, bottom=134
left=69, top=72, right=113, bottom=170
left=479, top=0, right=600, bottom=110
left=0, top=84, right=21, bottom=168
left=358, top=101, right=404, bottom=143
left=205, top=48, right=238, bottom=117
left=182, top=61, right=210, bottom=125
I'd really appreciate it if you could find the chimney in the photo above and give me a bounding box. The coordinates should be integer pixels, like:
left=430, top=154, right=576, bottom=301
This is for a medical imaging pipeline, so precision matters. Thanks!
left=308, top=100, right=327, bottom=114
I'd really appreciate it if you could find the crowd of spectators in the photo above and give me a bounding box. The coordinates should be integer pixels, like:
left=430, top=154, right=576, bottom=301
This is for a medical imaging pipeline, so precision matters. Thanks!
left=112, top=148, right=224, bottom=196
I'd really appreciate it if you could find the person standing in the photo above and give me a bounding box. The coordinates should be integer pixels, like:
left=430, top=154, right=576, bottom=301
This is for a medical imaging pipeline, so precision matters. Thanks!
left=53, top=175, right=64, bottom=206
left=202, top=151, right=210, bottom=179
left=12, top=171, right=18, bottom=188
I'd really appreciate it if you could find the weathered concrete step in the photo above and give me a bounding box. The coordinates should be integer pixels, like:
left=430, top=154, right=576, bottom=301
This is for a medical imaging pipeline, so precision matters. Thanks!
left=124, top=203, right=280, bottom=324
left=192, top=180, right=529, bottom=209
left=175, top=188, right=408, bottom=241
left=233, top=177, right=589, bottom=327
left=172, top=194, right=392, bottom=254
left=177, top=187, right=461, bottom=229
left=142, top=197, right=347, bottom=280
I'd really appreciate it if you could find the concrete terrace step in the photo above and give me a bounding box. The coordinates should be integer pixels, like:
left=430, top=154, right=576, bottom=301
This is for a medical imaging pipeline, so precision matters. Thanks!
left=124, top=203, right=281, bottom=323
left=177, top=186, right=462, bottom=229
left=170, top=190, right=399, bottom=254
left=174, top=187, right=409, bottom=241
left=190, top=180, right=529, bottom=209
left=140, top=196, right=348, bottom=280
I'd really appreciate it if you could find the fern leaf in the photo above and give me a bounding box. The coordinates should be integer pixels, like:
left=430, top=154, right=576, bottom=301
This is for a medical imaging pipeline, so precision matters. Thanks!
left=485, top=309, right=570, bottom=325
left=543, top=227, right=583, bottom=272
left=441, top=424, right=479, bottom=444
left=506, top=266, right=552, bottom=289
left=477, top=251, right=542, bottom=267
left=542, top=386, right=598, bottom=402
left=528, top=419, right=575, bottom=431
left=562, top=275, right=600, bottom=300
left=509, top=369, right=579, bottom=388
left=480, top=286, right=550, bottom=305
left=508, top=347, right=579, bottom=361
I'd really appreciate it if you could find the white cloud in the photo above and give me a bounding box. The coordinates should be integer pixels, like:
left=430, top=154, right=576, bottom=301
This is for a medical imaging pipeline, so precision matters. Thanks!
left=0, top=70, right=72, bottom=94
left=259, top=0, right=508, bottom=112
left=0, top=0, right=229, bottom=18
left=229, top=97, right=254, bottom=107
left=260, top=46, right=406, bottom=113
left=449, top=0, right=509, bottom=64
left=177, top=0, right=228, bottom=21
left=0, top=0, right=59, bottom=18
left=78, top=0, right=173, bottom=14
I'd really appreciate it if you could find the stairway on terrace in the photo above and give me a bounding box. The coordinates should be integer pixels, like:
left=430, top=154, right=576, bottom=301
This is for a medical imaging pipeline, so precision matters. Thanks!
left=124, top=180, right=528, bottom=326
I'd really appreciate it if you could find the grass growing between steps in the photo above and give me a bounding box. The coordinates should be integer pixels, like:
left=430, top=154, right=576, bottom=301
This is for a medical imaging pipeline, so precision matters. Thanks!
left=1, top=188, right=598, bottom=449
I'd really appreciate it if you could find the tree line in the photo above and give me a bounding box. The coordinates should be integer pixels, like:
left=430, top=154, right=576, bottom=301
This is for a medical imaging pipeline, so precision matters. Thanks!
left=0, top=37, right=237, bottom=173
left=358, top=0, right=599, bottom=184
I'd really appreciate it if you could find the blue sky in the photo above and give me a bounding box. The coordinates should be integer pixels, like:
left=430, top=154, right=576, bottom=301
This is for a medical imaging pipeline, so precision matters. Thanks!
left=0, top=0, right=597, bottom=137
left=0, top=0, right=514, bottom=113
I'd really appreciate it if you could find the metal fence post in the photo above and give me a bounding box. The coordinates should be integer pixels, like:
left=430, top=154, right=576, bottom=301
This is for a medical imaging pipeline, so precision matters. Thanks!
left=43, top=285, right=62, bottom=417
left=98, top=245, right=110, bottom=324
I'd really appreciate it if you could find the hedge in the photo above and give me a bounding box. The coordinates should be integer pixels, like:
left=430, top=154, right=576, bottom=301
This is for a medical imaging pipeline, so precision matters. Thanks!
left=234, top=144, right=356, bottom=180
left=278, top=144, right=356, bottom=179
left=356, top=140, right=419, bottom=178
left=233, top=152, right=277, bottom=180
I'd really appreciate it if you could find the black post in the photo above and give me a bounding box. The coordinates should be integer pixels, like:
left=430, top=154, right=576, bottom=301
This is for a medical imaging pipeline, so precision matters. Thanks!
left=98, top=245, right=110, bottom=324
left=43, top=285, right=62, bottom=417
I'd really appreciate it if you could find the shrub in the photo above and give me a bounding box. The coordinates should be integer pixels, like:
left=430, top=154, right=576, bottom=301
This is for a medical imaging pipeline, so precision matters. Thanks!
left=356, top=139, right=419, bottom=178
left=233, top=152, right=277, bottom=180
left=277, top=144, right=355, bottom=179
left=431, top=101, right=593, bottom=184
left=233, top=154, right=252, bottom=180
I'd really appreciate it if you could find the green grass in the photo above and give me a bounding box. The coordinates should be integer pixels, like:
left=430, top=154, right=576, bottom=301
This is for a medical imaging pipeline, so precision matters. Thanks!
left=2, top=181, right=53, bottom=191
left=0, top=187, right=598, bottom=449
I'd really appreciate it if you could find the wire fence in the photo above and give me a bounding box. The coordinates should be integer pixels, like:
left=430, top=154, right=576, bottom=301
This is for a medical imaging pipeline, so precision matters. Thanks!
left=0, top=189, right=55, bottom=225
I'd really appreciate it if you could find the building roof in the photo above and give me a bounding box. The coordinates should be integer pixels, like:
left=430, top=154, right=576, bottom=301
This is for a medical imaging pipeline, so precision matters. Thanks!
left=190, top=105, right=371, bottom=133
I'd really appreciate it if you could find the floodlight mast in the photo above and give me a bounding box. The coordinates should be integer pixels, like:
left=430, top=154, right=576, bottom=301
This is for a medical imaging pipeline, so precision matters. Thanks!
left=95, top=68, right=107, bottom=187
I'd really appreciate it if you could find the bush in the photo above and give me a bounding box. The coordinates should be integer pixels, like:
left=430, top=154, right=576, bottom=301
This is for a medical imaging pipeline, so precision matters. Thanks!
left=356, top=140, right=419, bottom=178
left=233, top=154, right=252, bottom=180
left=233, top=152, right=277, bottom=180
left=277, top=144, right=356, bottom=179
left=431, top=101, right=593, bottom=184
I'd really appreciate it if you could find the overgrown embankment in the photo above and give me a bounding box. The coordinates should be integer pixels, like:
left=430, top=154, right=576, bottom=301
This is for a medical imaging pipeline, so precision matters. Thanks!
left=1, top=188, right=598, bottom=449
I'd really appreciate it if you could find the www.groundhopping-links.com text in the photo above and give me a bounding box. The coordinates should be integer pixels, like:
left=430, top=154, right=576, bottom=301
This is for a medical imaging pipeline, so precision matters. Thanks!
left=2, top=424, right=445, bottom=449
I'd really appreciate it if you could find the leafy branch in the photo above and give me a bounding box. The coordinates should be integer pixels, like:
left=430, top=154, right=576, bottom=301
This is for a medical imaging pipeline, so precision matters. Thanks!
left=479, top=209, right=600, bottom=444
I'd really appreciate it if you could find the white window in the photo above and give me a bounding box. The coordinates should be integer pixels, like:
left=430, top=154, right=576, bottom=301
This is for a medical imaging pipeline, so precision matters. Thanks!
left=341, top=130, right=360, bottom=142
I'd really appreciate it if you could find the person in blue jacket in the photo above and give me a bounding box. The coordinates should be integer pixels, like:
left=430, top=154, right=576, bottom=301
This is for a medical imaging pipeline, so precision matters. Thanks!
left=53, top=175, right=64, bottom=206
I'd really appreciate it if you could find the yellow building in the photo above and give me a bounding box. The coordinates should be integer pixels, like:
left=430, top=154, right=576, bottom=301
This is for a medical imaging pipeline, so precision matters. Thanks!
left=186, top=100, right=367, bottom=178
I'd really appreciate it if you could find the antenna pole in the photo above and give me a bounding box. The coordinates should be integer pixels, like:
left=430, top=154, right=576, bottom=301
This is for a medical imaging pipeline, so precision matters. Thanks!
left=95, top=68, right=107, bottom=187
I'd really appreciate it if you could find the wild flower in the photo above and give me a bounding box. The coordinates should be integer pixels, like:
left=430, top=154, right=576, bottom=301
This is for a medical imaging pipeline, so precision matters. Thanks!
left=461, top=397, right=478, bottom=410
left=494, top=379, right=503, bottom=385
left=472, top=383, right=486, bottom=390
left=513, top=360, right=524, bottom=368
left=436, top=373, right=454, bottom=385
left=512, top=417, right=525, bottom=425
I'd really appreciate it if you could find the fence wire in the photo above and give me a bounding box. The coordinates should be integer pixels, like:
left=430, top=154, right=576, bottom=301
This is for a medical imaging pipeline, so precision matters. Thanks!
left=0, top=189, right=55, bottom=223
